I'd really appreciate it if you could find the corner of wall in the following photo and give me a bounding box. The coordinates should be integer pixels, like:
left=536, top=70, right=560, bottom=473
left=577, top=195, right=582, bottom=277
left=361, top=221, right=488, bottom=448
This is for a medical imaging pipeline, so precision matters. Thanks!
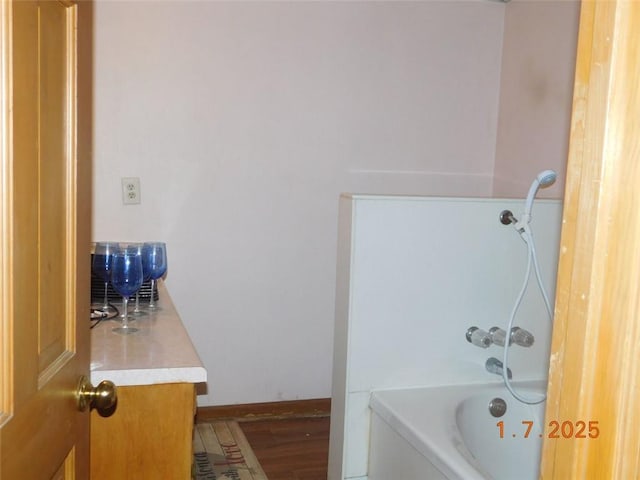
left=493, top=0, right=580, bottom=198
left=328, top=197, right=355, bottom=480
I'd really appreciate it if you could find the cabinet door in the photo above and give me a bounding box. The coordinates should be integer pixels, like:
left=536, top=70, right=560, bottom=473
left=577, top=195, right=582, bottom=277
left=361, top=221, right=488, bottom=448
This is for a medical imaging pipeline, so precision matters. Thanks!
left=91, top=383, right=196, bottom=479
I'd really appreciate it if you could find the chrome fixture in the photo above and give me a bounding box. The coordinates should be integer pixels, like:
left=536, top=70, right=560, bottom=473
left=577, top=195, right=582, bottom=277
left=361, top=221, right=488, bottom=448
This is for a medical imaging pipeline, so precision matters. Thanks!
left=511, top=327, right=535, bottom=347
left=489, top=327, right=509, bottom=346
left=486, top=357, right=512, bottom=379
left=499, top=209, right=518, bottom=226
left=489, top=327, right=535, bottom=347
left=466, top=327, right=492, bottom=348
left=488, top=398, right=507, bottom=418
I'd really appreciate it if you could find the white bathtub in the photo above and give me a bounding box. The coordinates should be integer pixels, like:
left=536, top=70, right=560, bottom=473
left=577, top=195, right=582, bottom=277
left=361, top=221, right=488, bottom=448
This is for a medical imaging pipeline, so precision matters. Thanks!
left=368, top=381, right=546, bottom=480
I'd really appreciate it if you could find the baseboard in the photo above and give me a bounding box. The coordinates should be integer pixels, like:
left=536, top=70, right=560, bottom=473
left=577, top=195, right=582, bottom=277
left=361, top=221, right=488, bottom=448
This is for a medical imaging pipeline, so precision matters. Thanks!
left=196, top=397, right=331, bottom=423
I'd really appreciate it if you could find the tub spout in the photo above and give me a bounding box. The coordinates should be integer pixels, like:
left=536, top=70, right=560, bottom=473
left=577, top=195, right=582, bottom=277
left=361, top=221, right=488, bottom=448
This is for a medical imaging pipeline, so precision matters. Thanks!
left=486, top=357, right=512, bottom=380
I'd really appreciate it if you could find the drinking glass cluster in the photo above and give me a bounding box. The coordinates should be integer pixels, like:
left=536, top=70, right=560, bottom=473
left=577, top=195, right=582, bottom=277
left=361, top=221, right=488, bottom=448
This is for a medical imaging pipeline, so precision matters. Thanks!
left=92, top=242, right=167, bottom=335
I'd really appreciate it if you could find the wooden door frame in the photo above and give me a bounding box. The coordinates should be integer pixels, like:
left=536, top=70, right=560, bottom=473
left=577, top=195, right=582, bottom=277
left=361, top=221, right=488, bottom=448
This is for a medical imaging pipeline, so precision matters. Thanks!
left=541, top=1, right=640, bottom=477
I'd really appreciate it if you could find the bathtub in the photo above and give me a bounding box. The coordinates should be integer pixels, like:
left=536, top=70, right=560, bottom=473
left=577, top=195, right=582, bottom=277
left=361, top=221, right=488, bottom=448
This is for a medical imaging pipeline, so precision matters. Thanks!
left=368, top=381, right=546, bottom=480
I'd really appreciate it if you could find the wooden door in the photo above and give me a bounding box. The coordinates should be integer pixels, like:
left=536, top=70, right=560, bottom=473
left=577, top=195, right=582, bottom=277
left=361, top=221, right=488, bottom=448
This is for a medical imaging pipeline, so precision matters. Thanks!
left=0, top=0, right=93, bottom=478
left=541, top=0, right=640, bottom=478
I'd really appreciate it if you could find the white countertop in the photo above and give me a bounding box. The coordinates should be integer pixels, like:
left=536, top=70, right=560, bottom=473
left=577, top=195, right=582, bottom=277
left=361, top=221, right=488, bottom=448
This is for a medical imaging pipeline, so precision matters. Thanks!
left=90, top=282, right=207, bottom=387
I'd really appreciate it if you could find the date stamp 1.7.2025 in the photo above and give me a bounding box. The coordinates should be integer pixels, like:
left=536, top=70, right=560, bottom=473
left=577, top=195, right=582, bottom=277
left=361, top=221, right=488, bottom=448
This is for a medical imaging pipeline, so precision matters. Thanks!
left=497, top=420, right=600, bottom=439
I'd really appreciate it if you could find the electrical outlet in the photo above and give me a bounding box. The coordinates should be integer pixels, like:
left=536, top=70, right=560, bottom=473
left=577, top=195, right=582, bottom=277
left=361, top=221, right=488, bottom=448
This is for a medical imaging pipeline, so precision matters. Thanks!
left=121, top=177, right=141, bottom=205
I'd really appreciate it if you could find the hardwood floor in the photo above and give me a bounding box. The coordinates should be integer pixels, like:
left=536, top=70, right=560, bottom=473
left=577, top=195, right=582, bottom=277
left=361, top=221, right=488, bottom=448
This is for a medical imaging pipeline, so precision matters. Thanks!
left=196, top=399, right=331, bottom=480
left=238, top=416, right=330, bottom=480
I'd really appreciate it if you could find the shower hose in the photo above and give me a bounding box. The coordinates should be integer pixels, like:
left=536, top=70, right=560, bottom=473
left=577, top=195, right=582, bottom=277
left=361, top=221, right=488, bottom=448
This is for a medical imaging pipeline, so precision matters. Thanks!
left=502, top=224, right=553, bottom=405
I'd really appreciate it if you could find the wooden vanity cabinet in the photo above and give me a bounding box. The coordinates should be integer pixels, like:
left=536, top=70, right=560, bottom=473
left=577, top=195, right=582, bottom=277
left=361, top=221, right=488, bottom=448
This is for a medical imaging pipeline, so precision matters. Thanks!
left=89, top=285, right=205, bottom=480
left=90, top=382, right=196, bottom=480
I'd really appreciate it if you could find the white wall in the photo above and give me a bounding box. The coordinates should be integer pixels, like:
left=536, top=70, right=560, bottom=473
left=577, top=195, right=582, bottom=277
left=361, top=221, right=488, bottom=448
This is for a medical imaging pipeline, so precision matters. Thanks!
left=92, top=1, right=505, bottom=405
left=493, top=0, right=580, bottom=198
left=328, top=195, right=562, bottom=479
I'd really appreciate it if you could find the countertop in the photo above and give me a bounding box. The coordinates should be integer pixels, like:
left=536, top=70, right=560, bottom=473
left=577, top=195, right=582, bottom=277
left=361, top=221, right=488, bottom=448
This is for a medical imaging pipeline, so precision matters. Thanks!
left=90, top=282, right=207, bottom=387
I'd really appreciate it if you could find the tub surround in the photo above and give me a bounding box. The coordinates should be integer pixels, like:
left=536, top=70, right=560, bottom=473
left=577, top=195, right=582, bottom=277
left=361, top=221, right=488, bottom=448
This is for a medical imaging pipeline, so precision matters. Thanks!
left=329, top=195, right=561, bottom=479
left=90, top=284, right=206, bottom=479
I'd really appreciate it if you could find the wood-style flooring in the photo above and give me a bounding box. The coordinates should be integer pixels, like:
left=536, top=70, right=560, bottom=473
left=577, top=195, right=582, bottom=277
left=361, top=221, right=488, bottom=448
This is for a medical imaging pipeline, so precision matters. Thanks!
left=196, top=399, right=331, bottom=480
left=238, top=416, right=330, bottom=480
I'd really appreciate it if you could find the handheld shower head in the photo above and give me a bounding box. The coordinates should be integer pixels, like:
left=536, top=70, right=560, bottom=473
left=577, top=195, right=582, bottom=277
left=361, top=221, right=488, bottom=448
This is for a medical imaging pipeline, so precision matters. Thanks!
left=536, top=170, right=557, bottom=188
left=523, top=169, right=557, bottom=222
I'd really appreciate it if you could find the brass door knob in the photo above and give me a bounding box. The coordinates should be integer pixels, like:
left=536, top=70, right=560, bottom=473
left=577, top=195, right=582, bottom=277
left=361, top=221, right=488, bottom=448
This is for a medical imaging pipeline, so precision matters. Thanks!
left=76, top=375, right=117, bottom=414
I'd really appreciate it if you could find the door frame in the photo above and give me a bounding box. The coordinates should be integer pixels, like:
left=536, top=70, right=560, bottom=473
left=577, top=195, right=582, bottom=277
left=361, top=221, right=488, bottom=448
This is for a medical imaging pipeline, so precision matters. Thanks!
left=541, top=0, right=640, bottom=477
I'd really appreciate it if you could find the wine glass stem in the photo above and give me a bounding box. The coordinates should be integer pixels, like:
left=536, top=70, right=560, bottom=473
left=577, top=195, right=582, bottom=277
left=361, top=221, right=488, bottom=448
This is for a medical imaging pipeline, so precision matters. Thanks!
left=102, top=282, right=109, bottom=311
left=149, top=279, right=157, bottom=309
left=134, top=292, right=141, bottom=313
left=122, top=297, right=129, bottom=328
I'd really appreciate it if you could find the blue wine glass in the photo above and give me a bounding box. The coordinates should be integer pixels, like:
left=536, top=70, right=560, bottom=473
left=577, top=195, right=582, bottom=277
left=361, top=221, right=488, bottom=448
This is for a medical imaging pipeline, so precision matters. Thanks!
left=143, top=242, right=167, bottom=310
left=127, top=243, right=151, bottom=317
left=92, top=242, right=118, bottom=312
left=110, top=250, right=144, bottom=334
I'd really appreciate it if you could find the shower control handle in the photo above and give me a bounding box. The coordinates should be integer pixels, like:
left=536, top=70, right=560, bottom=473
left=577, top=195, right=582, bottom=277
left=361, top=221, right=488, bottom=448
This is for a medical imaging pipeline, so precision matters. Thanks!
left=489, top=327, right=509, bottom=346
left=466, top=327, right=492, bottom=348
left=511, top=327, right=535, bottom=347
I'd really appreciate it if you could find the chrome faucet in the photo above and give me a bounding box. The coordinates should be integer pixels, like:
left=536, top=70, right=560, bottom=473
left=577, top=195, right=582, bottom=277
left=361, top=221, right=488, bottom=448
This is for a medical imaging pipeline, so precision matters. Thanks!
left=486, top=357, right=512, bottom=379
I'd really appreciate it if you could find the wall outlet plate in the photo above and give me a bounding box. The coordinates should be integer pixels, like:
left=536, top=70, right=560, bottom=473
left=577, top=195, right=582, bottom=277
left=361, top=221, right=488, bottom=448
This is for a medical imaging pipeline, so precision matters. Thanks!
left=121, top=177, right=141, bottom=205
